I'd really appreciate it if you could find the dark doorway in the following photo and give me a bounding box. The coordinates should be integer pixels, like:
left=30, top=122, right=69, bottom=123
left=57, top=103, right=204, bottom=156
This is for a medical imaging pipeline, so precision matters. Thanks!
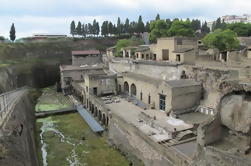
left=124, top=82, right=129, bottom=95
left=93, top=87, right=97, bottom=96
left=162, top=49, right=169, bottom=60
left=159, top=94, right=166, bottom=111
left=221, top=52, right=227, bottom=62
left=176, top=54, right=181, bottom=61
left=131, top=84, right=137, bottom=96
left=148, top=95, right=151, bottom=104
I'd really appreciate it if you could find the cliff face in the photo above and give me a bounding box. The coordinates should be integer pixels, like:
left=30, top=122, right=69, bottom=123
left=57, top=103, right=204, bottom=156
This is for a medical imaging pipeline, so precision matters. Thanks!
left=0, top=91, right=38, bottom=166
left=0, top=67, right=17, bottom=93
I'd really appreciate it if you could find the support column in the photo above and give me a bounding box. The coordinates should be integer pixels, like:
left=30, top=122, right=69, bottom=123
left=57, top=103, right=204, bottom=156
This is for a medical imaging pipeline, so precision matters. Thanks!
left=122, top=50, right=126, bottom=58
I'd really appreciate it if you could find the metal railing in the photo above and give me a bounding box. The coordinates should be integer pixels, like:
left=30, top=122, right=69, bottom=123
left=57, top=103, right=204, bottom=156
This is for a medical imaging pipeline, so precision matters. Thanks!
left=0, top=87, right=27, bottom=124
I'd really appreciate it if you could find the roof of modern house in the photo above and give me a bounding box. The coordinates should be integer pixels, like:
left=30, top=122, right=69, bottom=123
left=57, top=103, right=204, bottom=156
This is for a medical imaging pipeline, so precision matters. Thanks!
left=165, top=79, right=200, bottom=88
left=72, top=50, right=101, bottom=55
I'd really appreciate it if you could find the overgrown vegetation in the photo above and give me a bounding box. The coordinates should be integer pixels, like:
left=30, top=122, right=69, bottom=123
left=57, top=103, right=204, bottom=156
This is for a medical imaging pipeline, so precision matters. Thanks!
left=114, top=38, right=144, bottom=57
left=35, top=87, right=131, bottom=166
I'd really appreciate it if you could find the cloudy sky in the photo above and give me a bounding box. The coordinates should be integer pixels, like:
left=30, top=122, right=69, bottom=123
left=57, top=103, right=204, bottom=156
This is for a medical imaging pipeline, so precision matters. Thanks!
left=0, top=0, right=250, bottom=38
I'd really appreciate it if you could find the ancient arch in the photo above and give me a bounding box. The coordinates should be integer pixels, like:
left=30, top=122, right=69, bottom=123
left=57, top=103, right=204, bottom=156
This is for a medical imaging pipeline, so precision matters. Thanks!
left=102, top=113, right=106, bottom=125
left=130, top=83, right=137, bottom=96
left=94, top=107, right=98, bottom=117
left=98, top=110, right=102, bottom=121
left=124, top=81, right=129, bottom=94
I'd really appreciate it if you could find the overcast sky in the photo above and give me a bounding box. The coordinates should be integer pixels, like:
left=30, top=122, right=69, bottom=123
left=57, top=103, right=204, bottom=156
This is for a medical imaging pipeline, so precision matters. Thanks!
left=0, top=0, right=250, bottom=38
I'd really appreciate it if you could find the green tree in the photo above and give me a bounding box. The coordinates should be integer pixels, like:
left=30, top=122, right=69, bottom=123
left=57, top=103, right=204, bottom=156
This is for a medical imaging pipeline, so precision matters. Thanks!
left=128, top=21, right=137, bottom=34
left=101, top=21, right=108, bottom=36
left=88, top=23, right=93, bottom=36
left=167, top=20, right=194, bottom=37
left=96, top=22, right=100, bottom=36
left=70, top=21, right=76, bottom=36
left=191, top=19, right=201, bottom=31
left=81, top=23, right=87, bottom=37
left=76, top=21, right=82, bottom=36
left=137, top=15, right=145, bottom=33
left=9, top=23, right=16, bottom=42
left=165, top=19, right=172, bottom=29
left=201, top=21, right=210, bottom=34
left=202, top=29, right=240, bottom=52
left=149, top=19, right=168, bottom=42
left=108, top=22, right=113, bottom=35
left=145, top=21, right=150, bottom=32
left=212, top=18, right=227, bottom=31
left=155, top=13, right=160, bottom=20
left=124, top=18, right=130, bottom=34
left=117, top=17, right=122, bottom=36
left=227, top=22, right=251, bottom=37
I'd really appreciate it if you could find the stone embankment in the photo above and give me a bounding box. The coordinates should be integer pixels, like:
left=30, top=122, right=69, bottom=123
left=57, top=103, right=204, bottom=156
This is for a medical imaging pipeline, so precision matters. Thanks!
left=0, top=89, right=38, bottom=166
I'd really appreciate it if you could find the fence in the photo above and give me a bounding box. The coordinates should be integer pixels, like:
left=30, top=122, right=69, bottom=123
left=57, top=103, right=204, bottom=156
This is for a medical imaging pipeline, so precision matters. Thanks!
left=0, top=87, right=27, bottom=126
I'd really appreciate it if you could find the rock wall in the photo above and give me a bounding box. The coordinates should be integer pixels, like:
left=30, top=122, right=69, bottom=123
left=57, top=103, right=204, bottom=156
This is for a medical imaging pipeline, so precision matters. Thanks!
left=0, top=67, right=17, bottom=93
left=0, top=91, right=38, bottom=166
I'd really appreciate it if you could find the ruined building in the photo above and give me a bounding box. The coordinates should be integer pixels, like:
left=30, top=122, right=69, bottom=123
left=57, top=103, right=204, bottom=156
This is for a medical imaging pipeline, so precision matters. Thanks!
left=60, top=37, right=251, bottom=166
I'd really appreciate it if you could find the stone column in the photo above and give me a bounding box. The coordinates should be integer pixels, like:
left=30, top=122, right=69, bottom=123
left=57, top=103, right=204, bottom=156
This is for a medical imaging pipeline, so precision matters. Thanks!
left=122, top=50, right=126, bottom=58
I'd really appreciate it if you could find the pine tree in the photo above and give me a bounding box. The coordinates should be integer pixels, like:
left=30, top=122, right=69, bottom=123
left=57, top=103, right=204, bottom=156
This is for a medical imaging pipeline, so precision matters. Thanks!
left=166, top=19, right=172, bottom=29
left=88, top=23, right=93, bottom=36
left=201, top=21, right=210, bottom=34
left=137, top=15, right=145, bottom=33
left=81, top=23, right=86, bottom=37
left=155, top=14, right=160, bottom=20
left=70, top=21, right=76, bottom=36
left=96, top=22, right=100, bottom=36
left=108, top=22, right=113, bottom=35
left=76, top=21, right=82, bottom=36
left=117, top=17, right=122, bottom=36
left=145, top=22, right=150, bottom=32
left=124, top=18, right=130, bottom=34
left=9, top=23, right=16, bottom=42
left=84, top=24, right=89, bottom=36
left=92, top=19, right=97, bottom=36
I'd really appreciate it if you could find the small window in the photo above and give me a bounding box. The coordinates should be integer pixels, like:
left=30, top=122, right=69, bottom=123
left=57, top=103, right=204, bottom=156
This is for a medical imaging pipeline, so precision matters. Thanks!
left=177, top=38, right=183, bottom=45
left=86, top=86, right=88, bottom=92
left=140, top=92, right=143, bottom=100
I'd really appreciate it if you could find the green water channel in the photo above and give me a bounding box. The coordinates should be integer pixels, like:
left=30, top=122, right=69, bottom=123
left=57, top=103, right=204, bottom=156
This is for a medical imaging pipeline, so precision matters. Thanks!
left=35, top=87, right=130, bottom=166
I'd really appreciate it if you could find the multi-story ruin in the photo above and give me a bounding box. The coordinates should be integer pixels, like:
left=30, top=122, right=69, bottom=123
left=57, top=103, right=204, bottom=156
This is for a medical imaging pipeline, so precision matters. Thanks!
left=60, top=37, right=251, bottom=166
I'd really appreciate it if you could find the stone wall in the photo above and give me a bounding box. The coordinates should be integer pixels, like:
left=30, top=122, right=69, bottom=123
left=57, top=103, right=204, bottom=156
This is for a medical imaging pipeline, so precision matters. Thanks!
left=108, top=113, right=192, bottom=166
left=0, top=91, right=38, bottom=166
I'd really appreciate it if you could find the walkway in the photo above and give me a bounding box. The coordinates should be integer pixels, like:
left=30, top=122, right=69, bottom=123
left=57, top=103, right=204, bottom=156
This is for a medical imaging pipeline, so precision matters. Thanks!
left=0, top=87, right=28, bottom=126
left=69, top=95, right=104, bottom=133
left=35, top=107, right=77, bottom=118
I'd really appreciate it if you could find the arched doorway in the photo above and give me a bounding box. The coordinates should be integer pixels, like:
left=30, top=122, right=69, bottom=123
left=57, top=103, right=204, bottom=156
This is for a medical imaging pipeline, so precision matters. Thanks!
left=102, top=114, right=106, bottom=125
left=130, top=83, right=137, bottom=96
left=98, top=110, right=102, bottom=121
left=124, top=81, right=129, bottom=94
left=95, top=107, right=98, bottom=117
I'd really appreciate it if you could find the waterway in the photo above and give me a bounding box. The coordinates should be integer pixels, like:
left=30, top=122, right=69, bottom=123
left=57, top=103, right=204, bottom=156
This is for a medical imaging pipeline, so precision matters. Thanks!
left=35, top=87, right=130, bottom=166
